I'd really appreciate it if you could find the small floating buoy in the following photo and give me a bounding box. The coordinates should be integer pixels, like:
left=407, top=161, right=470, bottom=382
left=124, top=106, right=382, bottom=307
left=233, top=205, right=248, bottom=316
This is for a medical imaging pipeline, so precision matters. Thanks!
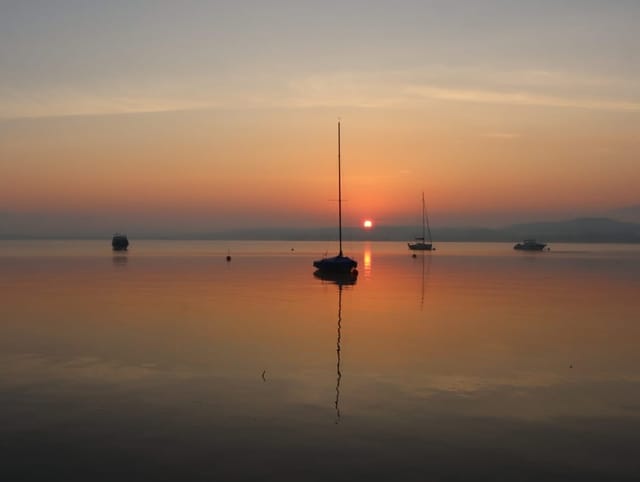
left=226, top=255, right=231, bottom=262
left=412, top=253, right=417, bottom=258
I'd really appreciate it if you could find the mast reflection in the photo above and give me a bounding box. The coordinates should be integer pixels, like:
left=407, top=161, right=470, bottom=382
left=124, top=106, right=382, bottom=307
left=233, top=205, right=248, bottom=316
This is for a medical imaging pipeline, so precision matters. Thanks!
left=414, top=252, right=432, bottom=311
left=313, top=270, right=356, bottom=423
left=335, top=285, right=342, bottom=423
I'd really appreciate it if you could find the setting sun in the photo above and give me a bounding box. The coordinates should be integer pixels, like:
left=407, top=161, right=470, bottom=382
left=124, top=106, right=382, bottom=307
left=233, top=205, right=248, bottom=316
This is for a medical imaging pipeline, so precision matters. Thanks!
left=363, top=219, right=373, bottom=229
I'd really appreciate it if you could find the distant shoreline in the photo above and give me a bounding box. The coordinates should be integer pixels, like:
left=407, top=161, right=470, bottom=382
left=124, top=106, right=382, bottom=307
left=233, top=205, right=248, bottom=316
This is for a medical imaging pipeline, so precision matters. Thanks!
left=1, top=217, right=639, bottom=243
left=1, top=238, right=639, bottom=245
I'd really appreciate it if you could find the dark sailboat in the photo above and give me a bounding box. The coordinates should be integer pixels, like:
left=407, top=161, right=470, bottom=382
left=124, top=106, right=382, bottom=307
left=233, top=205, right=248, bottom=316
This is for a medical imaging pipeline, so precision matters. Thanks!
left=313, top=121, right=358, bottom=275
left=408, top=192, right=434, bottom=251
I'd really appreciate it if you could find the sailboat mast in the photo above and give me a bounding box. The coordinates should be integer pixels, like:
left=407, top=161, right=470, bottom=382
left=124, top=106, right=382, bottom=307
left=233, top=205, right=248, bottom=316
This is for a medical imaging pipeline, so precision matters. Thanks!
left=338, top=121, right=343, bottom=257
left=421, top=192, right=426, bottom=241
left=424, top=192, right=433, bottom=243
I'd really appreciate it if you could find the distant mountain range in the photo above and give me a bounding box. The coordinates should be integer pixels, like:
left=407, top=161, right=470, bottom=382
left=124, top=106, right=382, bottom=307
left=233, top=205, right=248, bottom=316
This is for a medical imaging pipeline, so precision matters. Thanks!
left=606, top=204, right=640, bottom=223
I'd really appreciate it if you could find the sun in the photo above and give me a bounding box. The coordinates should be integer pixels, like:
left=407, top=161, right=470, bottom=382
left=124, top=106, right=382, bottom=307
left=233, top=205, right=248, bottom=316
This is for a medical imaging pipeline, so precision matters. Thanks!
left=363, top=219, right=373, bottom=229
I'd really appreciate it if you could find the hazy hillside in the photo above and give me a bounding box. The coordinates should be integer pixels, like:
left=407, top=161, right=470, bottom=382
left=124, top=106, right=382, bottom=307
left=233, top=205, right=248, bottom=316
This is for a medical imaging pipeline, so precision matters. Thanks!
left=502, top=217, right=640, bottom=243
left=607, top=204, right=640, bottom=223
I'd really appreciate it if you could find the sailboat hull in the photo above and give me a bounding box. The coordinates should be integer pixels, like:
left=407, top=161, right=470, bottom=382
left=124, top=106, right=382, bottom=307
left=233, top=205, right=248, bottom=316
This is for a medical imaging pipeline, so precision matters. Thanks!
left=313, top=255, right=358, bottom=274
left=514, top=242, right=546, bottom=251
left=408, top=242, right=433, bottom=251
left=112, top=235, right=129, bottom=251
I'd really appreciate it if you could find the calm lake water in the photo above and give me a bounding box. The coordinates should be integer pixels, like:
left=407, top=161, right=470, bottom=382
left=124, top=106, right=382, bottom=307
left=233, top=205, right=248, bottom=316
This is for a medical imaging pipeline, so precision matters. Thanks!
left=1, top=240, right=639, bottom=481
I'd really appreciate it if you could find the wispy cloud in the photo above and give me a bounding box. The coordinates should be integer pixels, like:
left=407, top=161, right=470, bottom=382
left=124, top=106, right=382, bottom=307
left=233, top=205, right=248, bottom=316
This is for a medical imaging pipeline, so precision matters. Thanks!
left=0, top=86, right=220, bottom=120
left=285, top=68, right=640, bottom=112
left=1, top=67, right=639, bottom=120
left=404, top=84, right=640, bottom=112
left=483, top=132, right=521, bottom=139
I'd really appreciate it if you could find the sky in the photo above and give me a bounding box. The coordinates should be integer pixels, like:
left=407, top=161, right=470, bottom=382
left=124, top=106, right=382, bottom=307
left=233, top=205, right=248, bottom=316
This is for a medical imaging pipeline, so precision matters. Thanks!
left=1, top=0, right=639, bottom=236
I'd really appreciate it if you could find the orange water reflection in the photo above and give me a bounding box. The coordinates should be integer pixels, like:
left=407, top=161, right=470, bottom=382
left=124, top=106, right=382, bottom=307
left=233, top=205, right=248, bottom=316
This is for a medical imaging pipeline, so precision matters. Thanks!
left=362, top=242, right=372, bottom=278
left=2, top=242, right=640, bottom=479
left=1, top=243, right=639, bottom=419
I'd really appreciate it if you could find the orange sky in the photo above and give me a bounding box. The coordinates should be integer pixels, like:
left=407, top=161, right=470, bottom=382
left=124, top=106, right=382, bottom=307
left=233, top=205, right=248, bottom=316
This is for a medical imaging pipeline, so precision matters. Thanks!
left=1, top=105, right=637, bottom=232
left=1, top=2, right=638, bottom=235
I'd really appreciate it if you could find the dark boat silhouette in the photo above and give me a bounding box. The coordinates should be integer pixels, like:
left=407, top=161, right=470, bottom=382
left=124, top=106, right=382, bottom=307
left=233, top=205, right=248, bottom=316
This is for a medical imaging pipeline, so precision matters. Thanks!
left=112, top=233, right=129, bottom=251
left=514, top=239, right=546, bottom=251
left=313, top=121, right=358, bottom=275
left=408, top=192, right=434, bottom=251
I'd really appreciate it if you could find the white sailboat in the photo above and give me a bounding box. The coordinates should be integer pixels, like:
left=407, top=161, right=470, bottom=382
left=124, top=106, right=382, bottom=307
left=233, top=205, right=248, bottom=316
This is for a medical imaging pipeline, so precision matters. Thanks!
left=408, top=192, right=434, bottom=251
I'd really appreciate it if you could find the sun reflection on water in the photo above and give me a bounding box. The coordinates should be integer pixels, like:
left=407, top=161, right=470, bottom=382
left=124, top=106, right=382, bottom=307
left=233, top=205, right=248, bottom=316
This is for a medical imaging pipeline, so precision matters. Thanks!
left=363, top=243, right=372, bottom=278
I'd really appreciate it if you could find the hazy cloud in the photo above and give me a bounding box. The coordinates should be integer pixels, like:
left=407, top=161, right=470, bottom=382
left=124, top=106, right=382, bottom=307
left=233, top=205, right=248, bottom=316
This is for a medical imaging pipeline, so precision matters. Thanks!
left=483, top=132, right=521, bottom=139
left=405, top=84, right=640, bottom=112
left=2, top=67, right=639, bottom=120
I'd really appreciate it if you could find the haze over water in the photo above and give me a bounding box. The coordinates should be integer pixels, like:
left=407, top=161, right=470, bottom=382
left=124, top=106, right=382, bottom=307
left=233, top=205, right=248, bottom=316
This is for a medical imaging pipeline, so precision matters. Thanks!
left=2, top=240, right=639, bottom=481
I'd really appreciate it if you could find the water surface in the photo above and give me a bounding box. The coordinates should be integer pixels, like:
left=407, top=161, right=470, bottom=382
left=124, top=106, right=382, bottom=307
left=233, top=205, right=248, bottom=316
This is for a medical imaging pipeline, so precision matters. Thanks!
left=1, top=241, right=639, bottom=481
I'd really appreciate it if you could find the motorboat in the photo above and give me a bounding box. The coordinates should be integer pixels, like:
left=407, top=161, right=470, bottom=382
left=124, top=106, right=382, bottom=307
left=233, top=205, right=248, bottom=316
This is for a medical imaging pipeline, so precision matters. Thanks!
left=514, top=239, right=546, bottom=251
left=112, top=233, right=129, bottom=251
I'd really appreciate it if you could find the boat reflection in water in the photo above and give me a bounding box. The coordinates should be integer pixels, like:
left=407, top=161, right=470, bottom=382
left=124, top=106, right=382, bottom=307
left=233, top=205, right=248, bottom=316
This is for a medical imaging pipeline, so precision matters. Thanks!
left=413, top=251, right=432, bottom=311
left=112, top=254, right=128, bottom=266
left=313, top=269, right=356, bottom=423
left=313, top=270, right=358, bottom=286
